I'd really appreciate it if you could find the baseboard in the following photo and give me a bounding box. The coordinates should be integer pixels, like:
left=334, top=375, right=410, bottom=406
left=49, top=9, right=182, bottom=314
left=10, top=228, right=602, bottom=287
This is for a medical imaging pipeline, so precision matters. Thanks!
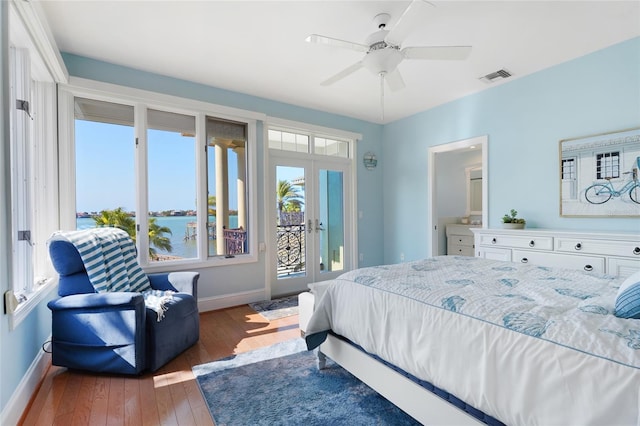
left=1, top=339, right=51, bottom=426
left=197, top=289, right=267, bottom=312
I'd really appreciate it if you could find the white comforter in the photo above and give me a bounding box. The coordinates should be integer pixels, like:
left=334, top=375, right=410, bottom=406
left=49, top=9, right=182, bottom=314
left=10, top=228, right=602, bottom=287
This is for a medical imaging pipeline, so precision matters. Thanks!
left=305, top=256, right=640, bottom=426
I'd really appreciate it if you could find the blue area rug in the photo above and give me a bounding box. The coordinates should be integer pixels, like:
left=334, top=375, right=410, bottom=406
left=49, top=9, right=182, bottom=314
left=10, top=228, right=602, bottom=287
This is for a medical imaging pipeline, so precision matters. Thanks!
left=192, top=339, right=419, bottom=425
left=248, top=295, right=298, bottom=321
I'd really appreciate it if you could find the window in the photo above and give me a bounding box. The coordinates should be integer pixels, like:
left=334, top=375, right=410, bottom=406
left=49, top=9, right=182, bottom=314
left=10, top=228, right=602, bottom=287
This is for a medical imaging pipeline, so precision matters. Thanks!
left=596, top=151, right=620, bottom=179
left=147, top=109, right=197, bottom=262
left=268, top=129, right=309, bottom=153
left=60, top=82, right=258, bottom=268
left=7, top=33, right=61, bottom=327
left=562, top=158, right=576, bottom=180
left=74, top=97, right=135, bottom=228
left=268, top=129, right=350, bottom=158
left=206, top=117, right=248, bottom=257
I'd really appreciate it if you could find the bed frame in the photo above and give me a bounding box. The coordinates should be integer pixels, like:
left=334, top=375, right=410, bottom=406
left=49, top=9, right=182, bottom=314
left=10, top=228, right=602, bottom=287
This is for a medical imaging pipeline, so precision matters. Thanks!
left=298, top=291, right=484, bottom=425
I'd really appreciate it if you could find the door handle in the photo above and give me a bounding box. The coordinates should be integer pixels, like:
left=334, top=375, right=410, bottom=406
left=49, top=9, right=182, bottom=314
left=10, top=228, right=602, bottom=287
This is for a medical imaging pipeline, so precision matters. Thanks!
left=315, top=219, right=325, bottom=233
left=307, top=219, right=313, bottom=234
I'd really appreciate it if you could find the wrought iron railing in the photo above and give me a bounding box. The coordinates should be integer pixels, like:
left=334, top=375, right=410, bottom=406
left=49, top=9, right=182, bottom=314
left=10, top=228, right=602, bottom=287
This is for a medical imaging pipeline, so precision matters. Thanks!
left=224, top=228, right=247, bottom=255
left=276, top=224, right=306, bottom=276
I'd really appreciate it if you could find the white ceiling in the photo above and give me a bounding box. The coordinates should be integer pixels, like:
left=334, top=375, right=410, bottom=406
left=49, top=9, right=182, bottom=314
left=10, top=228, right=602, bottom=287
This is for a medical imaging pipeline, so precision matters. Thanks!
left=39, top=1, right=640, bottom=124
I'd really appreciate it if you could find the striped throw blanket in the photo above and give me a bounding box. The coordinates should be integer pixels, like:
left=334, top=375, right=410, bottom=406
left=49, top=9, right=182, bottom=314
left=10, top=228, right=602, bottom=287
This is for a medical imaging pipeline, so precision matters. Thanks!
left=53, top=227, right=173, bottom=321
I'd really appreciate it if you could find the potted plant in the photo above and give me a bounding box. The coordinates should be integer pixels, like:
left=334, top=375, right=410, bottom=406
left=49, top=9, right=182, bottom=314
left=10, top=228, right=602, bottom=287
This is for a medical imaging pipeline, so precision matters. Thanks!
left=502, top=209, right=526, bottom=229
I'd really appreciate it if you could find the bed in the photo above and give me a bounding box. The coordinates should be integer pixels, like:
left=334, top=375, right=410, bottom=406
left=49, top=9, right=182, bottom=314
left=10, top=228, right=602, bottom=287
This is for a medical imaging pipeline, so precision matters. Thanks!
left=299, top=256, right=640, bottom=425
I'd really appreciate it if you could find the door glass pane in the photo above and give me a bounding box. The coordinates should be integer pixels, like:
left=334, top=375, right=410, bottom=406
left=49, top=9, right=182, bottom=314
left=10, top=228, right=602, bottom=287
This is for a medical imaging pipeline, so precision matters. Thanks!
left=74, top=98, right=135, bottom=236
left=147, top=109, right=196, bottom=262
left=206, top=117, right=248, bottom=257
left=276, top=166, right=306, bottom=278
left=318, top=169, right=344, bottom=274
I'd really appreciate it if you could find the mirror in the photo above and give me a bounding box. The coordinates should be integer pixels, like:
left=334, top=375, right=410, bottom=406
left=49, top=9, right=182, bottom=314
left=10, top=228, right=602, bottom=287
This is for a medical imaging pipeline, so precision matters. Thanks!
left=466, top=166, right=483, bottom=215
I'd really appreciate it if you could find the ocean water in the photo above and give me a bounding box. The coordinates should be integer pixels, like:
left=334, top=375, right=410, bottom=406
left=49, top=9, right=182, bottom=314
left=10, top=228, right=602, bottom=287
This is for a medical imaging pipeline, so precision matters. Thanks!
left=76, top=215, right=238, bottom=259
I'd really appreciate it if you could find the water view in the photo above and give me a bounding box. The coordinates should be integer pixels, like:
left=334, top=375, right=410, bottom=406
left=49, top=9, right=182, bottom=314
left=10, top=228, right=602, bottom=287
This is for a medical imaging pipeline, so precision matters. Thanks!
left=77, top=215, right=239, bottom=259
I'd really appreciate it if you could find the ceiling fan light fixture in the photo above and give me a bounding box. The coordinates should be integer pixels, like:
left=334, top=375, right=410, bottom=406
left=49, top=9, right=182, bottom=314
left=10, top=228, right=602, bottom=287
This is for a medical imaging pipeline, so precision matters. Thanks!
left=363, top=48, right=403, bottom=75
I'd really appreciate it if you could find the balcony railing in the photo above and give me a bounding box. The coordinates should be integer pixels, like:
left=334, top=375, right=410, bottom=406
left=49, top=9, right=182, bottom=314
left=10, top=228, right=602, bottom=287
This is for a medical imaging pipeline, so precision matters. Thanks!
left=277, top=224, right=305, bottom=277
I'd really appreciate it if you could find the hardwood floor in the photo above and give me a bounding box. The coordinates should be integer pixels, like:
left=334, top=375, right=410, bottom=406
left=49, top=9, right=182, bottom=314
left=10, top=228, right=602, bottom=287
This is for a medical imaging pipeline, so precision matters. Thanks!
left=19, top=305, right=300, bottom=426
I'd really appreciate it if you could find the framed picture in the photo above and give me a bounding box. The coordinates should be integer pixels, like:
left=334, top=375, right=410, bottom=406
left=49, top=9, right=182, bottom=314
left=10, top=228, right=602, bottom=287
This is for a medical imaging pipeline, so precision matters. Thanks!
left=560, top=127, right=640, bottom=217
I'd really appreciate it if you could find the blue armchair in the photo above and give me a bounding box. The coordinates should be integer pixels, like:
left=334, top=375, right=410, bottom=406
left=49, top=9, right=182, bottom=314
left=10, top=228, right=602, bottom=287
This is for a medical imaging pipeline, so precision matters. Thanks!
left=47, top=235, right=200, bottom=375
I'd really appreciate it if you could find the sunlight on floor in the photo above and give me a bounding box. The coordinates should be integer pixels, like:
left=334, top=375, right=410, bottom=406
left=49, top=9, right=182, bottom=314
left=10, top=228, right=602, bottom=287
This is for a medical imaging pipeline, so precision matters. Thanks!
left=153, top=370, right=194, bottom=387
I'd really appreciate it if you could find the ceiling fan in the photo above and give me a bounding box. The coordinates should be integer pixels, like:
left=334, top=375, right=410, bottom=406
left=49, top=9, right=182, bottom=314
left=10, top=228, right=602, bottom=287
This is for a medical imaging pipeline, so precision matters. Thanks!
left=306, top=0, right=472, bottom=120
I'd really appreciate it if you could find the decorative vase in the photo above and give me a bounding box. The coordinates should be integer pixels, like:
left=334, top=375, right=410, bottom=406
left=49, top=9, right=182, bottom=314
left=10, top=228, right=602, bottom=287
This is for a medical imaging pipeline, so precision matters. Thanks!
left=502, top=223, right=525, bottom=229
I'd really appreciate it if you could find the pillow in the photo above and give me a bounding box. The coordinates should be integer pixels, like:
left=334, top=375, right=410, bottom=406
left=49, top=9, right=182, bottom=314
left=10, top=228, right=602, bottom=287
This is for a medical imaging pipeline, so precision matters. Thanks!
left=614, top=270, right=640, bottom=319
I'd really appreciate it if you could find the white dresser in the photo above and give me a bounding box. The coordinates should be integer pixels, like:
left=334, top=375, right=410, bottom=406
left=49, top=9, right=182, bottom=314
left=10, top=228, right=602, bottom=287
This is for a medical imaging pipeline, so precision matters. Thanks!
left=446, top=224, right=480, bottom=257
left=471, top=228, right=640, bottom=279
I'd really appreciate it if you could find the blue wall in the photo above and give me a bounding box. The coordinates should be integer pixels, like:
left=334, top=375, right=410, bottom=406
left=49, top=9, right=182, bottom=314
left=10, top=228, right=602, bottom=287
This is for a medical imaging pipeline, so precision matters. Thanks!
left=382, top=37, right=640, bottom=264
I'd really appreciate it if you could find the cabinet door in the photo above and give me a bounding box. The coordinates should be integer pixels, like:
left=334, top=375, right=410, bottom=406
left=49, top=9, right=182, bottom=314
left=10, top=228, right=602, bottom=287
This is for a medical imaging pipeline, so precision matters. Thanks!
left=477, top=247, right=511, bottom=261
left=608, top=258, right=640, bottom=279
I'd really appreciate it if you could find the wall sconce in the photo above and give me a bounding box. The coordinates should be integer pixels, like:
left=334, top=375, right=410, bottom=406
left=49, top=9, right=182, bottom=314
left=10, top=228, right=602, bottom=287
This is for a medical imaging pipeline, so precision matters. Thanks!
left=363, top=152, right=377, bottom=170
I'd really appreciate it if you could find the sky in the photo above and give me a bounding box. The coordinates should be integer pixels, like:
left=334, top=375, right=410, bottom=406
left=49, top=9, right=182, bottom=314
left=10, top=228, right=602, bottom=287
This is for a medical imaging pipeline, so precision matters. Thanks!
left=75, top=120, right=303, bottom=213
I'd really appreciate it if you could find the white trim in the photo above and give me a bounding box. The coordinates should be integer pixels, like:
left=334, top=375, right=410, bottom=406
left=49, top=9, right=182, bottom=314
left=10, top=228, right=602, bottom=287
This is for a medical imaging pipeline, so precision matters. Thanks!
left=0, top=338, right=52, bottom=426
left=197, top=288, right=267, bottom=312
left=428, top=136, right=489, bottom=257
left=267, top=116, right=362, bottom=142
left=67, top=77, right=266, bottom=122
left=10, top=278, right=57, bottom=330
left=9, top=0, right=67, bottom=83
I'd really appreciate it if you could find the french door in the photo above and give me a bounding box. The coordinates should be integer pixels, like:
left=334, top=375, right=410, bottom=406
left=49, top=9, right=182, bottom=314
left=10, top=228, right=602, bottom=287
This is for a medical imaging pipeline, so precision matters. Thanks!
left=269, top=155, right=352, bottom=296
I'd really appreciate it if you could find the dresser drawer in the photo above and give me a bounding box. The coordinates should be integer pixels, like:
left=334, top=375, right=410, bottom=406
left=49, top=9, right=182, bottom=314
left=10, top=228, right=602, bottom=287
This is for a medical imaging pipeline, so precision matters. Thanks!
left=447, top=244, right=474, bottom=257
left=477, top=247, right=512, bottom=261
left=512, top=249, right=605, bottom=274
left=448, top=235, right=474, bottom=247
left=555, top=237, right=640, bottom=258
left=478, top=234, right=553, bottom=251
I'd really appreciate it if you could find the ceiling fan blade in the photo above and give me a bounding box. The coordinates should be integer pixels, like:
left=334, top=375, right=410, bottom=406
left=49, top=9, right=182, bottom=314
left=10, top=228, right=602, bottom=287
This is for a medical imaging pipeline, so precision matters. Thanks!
left=385, top=0, right=434, bottom=47
left=385, top=69, right=405, bottom=92
left=321, top=61, right=364, bottom=86
left=305, top=34, right=369, bottom=53
left=402, top=46, right=472, bottom=60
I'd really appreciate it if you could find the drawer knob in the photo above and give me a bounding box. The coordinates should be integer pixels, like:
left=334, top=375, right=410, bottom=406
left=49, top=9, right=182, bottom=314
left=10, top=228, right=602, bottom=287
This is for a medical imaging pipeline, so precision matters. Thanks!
left=521, top=258, right=528, bottom=263
left=634, top=247, right=640, bottom=256
left=574, top=243, right=582, bottom=251
left=529, top=240, right=535, bottom=247
left=492, top=238, right=497, bottom=244
left=584, top=265, right=593, bottom=272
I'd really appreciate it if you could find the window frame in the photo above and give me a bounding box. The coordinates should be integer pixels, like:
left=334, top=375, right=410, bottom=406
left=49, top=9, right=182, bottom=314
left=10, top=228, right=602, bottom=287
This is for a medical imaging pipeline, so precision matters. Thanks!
left=596, top=151, right=621, bottom=180
left=58, top=78, right=264, bottom=271
left=7, top=0, right=64, bottom=329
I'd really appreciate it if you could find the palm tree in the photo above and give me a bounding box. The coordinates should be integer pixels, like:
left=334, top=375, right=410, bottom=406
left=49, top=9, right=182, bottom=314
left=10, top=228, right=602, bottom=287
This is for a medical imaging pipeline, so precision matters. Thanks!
left=148, top=218, right=172, bottom=260
left=277, top=180, right=304, bottom=215
left=93, top=207, right=135, bottom=237
left=93, top=207, right=172, bottom=259
left=208, top=195, right=216, bottom=216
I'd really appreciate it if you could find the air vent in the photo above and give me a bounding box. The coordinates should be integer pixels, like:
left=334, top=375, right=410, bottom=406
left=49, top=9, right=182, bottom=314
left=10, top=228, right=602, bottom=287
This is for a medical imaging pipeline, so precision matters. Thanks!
left=479, top=69, right=512, bottom=84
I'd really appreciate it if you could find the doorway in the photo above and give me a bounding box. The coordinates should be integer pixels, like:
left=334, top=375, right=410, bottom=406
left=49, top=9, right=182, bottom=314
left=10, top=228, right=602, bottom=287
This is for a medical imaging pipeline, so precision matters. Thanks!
left=269, top=156, right=352, bottom=297
left=428, top=136, right=488, bottom=257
